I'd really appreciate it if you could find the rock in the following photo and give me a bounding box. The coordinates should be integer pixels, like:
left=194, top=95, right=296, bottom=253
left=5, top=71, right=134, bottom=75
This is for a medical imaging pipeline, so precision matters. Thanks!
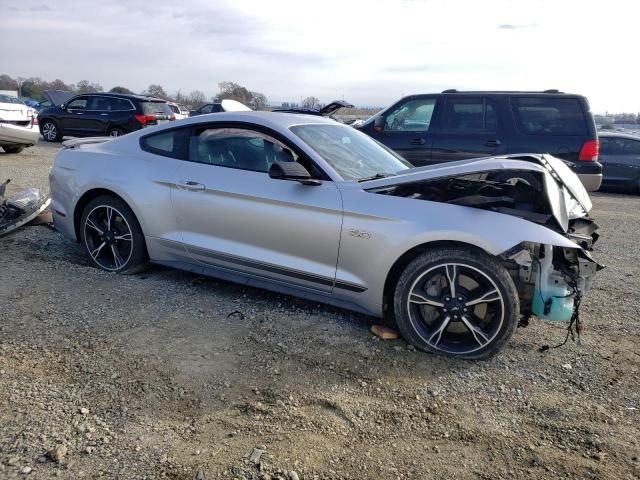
left=249, top=448, right=265, bottom=464
left=36, top=456, right=48, bottom=464
left=79, top=407, right=89, bottom=415
left=371, top=324, right=399, bottom=340
left=7, top=457, right=19, bottom=466
left=20, top=466, right=32, bottom=474
left=289, top=471, right=299, bottom=480
left=530, top=455, right=543, bottom=467
left=85, top=447, right=95, bottom=454
left=48, top=444, right=68, bottom=463
left=561, top=363, right=572, bottom=370
left=195, top=469, right=206, bottom=480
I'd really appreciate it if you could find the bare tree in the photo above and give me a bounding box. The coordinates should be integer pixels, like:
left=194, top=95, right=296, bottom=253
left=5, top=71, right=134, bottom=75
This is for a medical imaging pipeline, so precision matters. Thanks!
left=76, top=80, right=103, bottom=94
left=187, top=90, right=206, bottom=108
left=215, top=81, right=267, bottom=109
left=144, top=84, right=168, bottom=99
left=302, top=96, right=320, bottom=109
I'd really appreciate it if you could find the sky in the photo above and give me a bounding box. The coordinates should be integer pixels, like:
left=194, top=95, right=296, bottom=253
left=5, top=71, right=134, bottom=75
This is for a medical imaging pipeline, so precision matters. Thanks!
left=1, top=0, right=638, bottom=113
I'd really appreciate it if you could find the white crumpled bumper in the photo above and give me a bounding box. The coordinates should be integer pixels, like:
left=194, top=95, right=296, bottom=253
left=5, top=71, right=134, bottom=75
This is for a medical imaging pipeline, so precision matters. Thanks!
left=0, top=123, right=40, bottom=145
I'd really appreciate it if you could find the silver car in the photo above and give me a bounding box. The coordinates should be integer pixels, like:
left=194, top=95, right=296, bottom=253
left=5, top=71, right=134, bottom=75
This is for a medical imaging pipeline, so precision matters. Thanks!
left=49, top=112, right=601, bottom=359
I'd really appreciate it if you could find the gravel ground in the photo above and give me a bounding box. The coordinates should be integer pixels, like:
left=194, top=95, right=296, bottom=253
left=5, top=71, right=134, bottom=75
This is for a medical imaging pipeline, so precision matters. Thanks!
left=1, top=143, right=639, bottom=479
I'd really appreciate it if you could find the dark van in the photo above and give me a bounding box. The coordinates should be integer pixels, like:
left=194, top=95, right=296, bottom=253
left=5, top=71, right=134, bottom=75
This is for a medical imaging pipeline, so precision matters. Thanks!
left=356, top=90, right=601, bottom=191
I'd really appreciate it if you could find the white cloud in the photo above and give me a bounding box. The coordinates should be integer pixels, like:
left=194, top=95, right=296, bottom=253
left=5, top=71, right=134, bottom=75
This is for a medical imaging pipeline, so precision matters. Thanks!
left=0, top=0, right=637, bottom=112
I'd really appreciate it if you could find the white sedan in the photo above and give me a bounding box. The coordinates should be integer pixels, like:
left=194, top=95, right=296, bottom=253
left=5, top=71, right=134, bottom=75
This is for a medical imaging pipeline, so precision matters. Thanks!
left=0, top=94, right=40, bottom=153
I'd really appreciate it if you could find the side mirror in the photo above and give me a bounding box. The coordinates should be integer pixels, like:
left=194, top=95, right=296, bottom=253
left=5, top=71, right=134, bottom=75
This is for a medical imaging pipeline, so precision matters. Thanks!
left=269, top=161, right=321, bottom=186
left=373, top=116, right=384, bottom=133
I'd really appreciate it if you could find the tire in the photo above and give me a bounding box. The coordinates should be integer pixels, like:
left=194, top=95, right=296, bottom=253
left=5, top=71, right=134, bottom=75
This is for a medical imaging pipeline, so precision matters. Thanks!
left=41, top=120, right=62, bottom=142
left=79, top=195, right=147, bottom=274
left=393, top=247, right=519, bottom=360
left=2, top=145, right=25, bottom=154
left=107, top=127, right=125, bottom=138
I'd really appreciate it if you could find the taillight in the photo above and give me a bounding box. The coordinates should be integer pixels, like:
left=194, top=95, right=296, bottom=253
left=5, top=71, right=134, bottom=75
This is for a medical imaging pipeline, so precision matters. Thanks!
left=32, top=116, right=39, bottom=126
left=169, top=115, right=176, bottom=121
left=134, top=115, right=157, bottom=125
left=578, top=139, right=599, bottom=161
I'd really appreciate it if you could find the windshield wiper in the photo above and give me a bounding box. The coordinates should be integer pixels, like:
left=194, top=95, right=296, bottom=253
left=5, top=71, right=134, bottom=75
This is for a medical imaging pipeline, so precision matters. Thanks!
left=357, top=173, right=395, bottom=182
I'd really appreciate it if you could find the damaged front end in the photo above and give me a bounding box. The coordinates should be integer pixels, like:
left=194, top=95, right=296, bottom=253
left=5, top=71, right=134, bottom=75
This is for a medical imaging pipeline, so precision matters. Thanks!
left=0, top=179, right=51, bottom=237
left=364, top=154, right=603, bottom=324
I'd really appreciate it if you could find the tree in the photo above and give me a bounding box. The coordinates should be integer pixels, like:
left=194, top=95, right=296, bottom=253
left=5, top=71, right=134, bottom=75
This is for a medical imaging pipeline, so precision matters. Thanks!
left=187, top=90, right=206, bottom=108
left=144, top=84, right=168, bottom=99
left=109, top=86, right=133, bottom=94
left=215, top=81, right=267, bottom=109
left=75, top=80, right=103, bottom=93
left=302, top=96, right=320, bottom=109
left=48, top=79, right=72, bottom=91
left=280, top=101, right=290, bottom=109
left=248, top=92, right=268, bottom=110
left=0, top=74, right=17, bottom=90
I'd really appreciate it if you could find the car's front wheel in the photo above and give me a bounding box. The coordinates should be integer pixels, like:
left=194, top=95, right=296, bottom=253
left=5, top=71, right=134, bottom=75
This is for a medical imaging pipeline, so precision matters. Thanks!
left=394, top=247, right=519, bottom=359
left=41, top=120, right=62, bottom=142
left=79, top=195, right=147, bottom=273
left=1, top=145, right=25, bottom=154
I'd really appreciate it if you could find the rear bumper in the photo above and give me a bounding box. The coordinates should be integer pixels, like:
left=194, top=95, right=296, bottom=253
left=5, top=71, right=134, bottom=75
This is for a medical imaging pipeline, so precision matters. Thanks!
left=0, top=123, right=40, bottom=145
left=577, top=173, right=602, bottom=192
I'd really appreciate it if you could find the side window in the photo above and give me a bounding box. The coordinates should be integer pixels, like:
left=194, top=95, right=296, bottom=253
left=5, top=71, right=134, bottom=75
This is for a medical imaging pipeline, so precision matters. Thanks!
left=442, top=97, right=497, bottom=133
left=200, top=105, right=214, bottom=114
left=140, top=128, right=190, bottom=159
left=511, top=97, right=588, bottom=135
left=599, top=137, right=612, bottom=156
left=384, top=98, right=436, bottom=132
left=87, top=96, right=111, bottom=111
left=188, top=128, right=299, bottom=173
left=110, top=98, right=133, bottom=111
left=622, top=139, right=640, bottom=155
left=66, top=97, right=88, bottom=109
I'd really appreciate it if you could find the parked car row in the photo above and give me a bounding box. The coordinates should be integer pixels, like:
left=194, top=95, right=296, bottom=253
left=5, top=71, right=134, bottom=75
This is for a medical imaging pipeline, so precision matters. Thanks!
left=4, top=88, right=638, bottom=194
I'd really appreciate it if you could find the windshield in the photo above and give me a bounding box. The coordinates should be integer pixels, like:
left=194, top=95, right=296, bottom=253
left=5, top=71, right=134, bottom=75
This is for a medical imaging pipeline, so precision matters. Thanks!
left=0, top=95, right=25, bottom=105
left=290, top=124, right=411, bottom=180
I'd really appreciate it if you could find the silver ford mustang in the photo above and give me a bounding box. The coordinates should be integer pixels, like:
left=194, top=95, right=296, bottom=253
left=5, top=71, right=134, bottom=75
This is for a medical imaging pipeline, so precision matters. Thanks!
left=49, top=112, right=601, bottom=359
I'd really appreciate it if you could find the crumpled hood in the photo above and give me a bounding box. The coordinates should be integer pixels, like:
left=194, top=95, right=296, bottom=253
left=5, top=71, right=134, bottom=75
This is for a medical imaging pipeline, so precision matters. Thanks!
left=43, top=90, right=75, bottom=107
left=363, top=153, right=592, bottom=232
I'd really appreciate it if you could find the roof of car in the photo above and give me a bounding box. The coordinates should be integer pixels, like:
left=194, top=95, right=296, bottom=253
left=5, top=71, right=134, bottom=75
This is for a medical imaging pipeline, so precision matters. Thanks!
left=167, top=111, right=341, bottom=130
left=598, top=131, right=640, bottom=140
left=81, top=92, right=166, bottom=102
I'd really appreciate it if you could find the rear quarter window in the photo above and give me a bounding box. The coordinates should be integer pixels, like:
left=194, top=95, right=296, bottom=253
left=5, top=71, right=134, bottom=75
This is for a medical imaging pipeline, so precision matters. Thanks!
left=511, top=97, right=588, bottom=135
left=140, top=128, right=190, bottom=159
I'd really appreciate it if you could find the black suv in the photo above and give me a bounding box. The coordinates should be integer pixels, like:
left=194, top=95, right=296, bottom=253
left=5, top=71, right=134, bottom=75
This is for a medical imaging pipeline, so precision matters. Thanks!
left=37, top=91, right=175, bottom=142
left=356, top=90, right=602, bottom=191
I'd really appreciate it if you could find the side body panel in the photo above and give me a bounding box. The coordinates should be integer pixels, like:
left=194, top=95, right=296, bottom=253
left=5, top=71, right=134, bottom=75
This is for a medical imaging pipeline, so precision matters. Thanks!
left=171, top=162, right=344, bottom=292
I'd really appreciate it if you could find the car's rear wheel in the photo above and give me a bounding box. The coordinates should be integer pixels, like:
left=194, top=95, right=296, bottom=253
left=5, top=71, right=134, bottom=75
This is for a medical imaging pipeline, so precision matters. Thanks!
left=80, top=195, right=147, bottom=273
left=2, top=145, right=25, bottom=154
left=393, top=247, right=519, bottom=359
left=41, top=120, right=62, bottom=142
left=107, top=127, right=125, bottom=137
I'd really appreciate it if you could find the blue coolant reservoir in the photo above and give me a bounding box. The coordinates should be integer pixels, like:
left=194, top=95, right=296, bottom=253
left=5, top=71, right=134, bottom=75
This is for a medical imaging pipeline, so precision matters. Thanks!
left=532, top=246, right=574, bottom=322
left=532, top=271, right=574, bottom=321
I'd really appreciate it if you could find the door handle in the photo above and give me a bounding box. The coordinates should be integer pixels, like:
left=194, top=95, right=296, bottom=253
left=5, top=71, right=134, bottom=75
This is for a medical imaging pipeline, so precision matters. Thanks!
left=410, top=137, right=426, bottom=145
left=176, top=180, right=205, bottom=191
left=485, top=139, right=501, bottom=147
left=100, top=113, right=109, bottom=116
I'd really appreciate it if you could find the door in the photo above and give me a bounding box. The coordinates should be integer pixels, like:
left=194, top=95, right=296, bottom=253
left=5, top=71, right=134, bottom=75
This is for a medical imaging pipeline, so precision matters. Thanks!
left=59, top=96, right=91, bottom=134
left=373, top=96, right=438, bottom=166
left=171, top=125, right=344, bottom=292
left=431, top=97, right=506, bottom=163
left=599, top=136, right=640, bottom=188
